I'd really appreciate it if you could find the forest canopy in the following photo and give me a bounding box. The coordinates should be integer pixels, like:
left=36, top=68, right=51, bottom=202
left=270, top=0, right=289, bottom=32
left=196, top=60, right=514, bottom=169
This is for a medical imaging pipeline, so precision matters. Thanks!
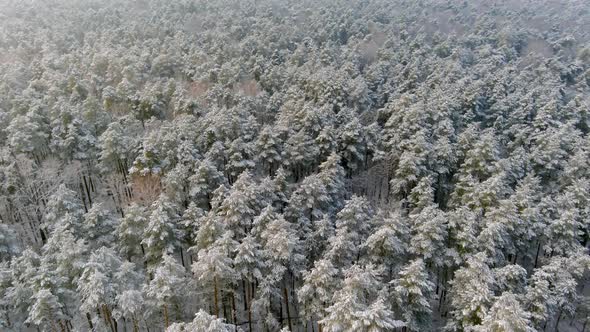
left=0, top=0, right=590, bottom=331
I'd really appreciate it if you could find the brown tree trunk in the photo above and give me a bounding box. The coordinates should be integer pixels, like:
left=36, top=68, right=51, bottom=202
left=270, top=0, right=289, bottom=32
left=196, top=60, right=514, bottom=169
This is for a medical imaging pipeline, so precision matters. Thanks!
left=214, top=276, right=220, bottom=317
left=102, top=305, right=116, bottom=332
left=132, top=314, right=140, bottom=332
left=163, top=304, right=170, bottom=328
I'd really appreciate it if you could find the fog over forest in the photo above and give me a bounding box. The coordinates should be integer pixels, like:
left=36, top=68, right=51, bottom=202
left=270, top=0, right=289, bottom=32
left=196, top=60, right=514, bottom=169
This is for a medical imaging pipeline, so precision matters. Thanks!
left=0, top=0, right=590, bottom=331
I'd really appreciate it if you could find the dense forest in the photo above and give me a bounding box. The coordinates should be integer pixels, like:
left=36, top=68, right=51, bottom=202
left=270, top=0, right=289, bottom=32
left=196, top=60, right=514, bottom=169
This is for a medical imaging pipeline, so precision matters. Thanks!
left=0, top=0, right=590, bottom=331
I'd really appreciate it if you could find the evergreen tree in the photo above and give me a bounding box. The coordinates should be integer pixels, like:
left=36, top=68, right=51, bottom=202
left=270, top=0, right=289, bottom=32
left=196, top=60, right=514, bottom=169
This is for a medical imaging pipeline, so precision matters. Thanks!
left=40, top=222, right=87, bottom=295
left=98, top=117, right=141, bottom=174
left=544, top=192, right=585, bottom=256
left=392, top=259, right=435, bottom=331
left=77, top=247, right=124, bottom=330
left=180, top=202, right=204, bottom=250
left=192, top=231, right=237, bottom=319
left=166, top=309, right=235, bottom=332
left=255, top=125, right=284, bottom=176
left=145, top=253, right=187, bottom=328
left=43, top=184, right=84, bottom=234
left=188, top=159, right=225, bottom=209
left=477, top=292, right=535, bottom=332
left=26, top=288, right=66, bottom=332
left=116, top=203, right=148, bottom=260
left=0, top=224, right=19, bottom=262
left=446, top=253, right=495, bottom=331
left=447, top=207, right=481, bottom=265
left=216, top=171, right=260, bottom=239
left=82, top=203, right=117, bottom=249
left=326, top=196, right=373, bottom=268
left=5, top=106, right=50, bottom=159
left=4, top=250, right=40, bottom=329
left=409, top=205, right=447, bottom=268
left=321, top=264, right=403, bottom=332
left=363, top=210, right=408, bottom=271
left=298, top=258, right=339, bottom=328
left=142, top=194, right=183, bottom=269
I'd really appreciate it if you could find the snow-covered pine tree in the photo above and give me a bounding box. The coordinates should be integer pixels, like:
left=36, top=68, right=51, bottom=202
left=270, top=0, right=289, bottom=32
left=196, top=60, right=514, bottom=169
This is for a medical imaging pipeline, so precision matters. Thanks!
left=142, top=194, right=183, bottom=270
left=116, top=203, right=148, bottom=261
left=392, top=258, right=435, bottom=331
left=144, top=253, right=187, bottom=329
left=446, top=253, right=495, bottom=331
left=477, top=292, right=535, bottom=332
left=321, top=264, right=403, bottom=332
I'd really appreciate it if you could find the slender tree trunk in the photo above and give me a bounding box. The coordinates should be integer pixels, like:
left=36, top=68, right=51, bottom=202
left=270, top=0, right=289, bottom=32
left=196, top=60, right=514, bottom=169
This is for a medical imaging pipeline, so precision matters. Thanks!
left=214, top=276, right=220, bottom=317
left=3, top=308, right=10, bottom=329
left=83, top=175, right=92, bottom=207
left=103, top=305, right=116, bottom=332
left=144, top=317, right=150, bottom=332
left=89, top=173, right=96, bottom=192
left=248, top=281, right=253, bottom=332
left=555, top=309, right=563, bottom=331
left=175, top=303, right=181, bottom=321
left=179, top=248, right=185, bottom=268
left=108, top=307, right=116, bottom=332
left=283, top=286, right=293, bottom=331
left=163, top=305, right=170, bottom=328
left=438, top=288, right=444, bottom=312
left=132, top=314, right=139, bottom=332
left=40, top=228, right=47, bottom=245
left=534, top=241, right=542, bottom=269
left=80, top=182, right=88, bottom=213
left=223, top=290, right=229, bottom=320
left=242, top=279, right=248, bottom=311
left=279, top=295, right=283, bottom=328
left=435, top=268, right=440, bottom=296
left=231, top=292, right=238, bottom=331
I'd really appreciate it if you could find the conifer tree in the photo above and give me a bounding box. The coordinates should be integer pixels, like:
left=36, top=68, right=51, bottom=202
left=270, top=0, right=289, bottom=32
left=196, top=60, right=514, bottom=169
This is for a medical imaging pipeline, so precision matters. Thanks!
left=116, top=203, right=148, bottom=260
left=392, top=259, right=435, bottom=331
left=321, top=264, right=403, bottom=332
left=477, top=293, right=535, bottom=332
left=446, top=253, right=495, bottom=331
left=145, top=253, right=187, bottom=328
left=142, top=195, right=183, bottom=269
